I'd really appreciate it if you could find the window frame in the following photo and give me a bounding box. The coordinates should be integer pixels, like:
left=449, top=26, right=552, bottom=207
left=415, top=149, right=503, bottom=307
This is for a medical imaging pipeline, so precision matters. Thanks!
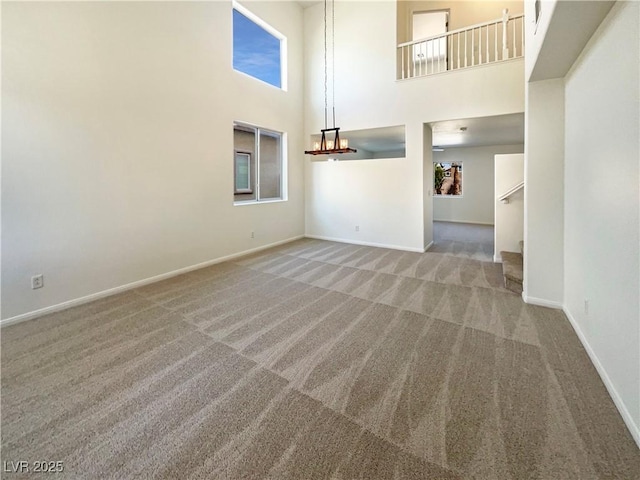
left=233, top=121, right=287, bottom=206
left=234, top=150, right=253, bottom=194
left=232, top=1, right=288, bottom=91
left=433, top=162, right=463, bottom=197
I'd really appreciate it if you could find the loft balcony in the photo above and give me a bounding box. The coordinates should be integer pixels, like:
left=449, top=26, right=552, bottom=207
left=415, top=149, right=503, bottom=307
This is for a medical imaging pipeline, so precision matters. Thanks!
left=397, top=9, right=524, bottom=80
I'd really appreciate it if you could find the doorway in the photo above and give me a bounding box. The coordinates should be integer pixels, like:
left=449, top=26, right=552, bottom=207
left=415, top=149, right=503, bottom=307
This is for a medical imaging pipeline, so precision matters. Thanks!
left=412, top=10, right=449, bottom=74
left=431, top=221, right=494, bottom=262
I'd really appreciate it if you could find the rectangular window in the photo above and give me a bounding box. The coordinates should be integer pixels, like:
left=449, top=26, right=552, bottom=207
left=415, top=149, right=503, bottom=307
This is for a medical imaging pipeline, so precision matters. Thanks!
left=233, top=2, right=287, bottom=90
left=234, top=123, right=286, bottom=204
left=434, top=162, right=463, bottom=196
left=234, top=152, right=252, bottom=193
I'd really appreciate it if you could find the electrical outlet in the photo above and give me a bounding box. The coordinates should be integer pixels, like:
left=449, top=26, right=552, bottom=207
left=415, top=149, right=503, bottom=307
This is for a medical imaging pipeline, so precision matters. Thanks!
left=355, top=225, right=360, bottom=232
left=31, top=274, right=44, bottom=289
left=251, top=231, right=255, bottom=239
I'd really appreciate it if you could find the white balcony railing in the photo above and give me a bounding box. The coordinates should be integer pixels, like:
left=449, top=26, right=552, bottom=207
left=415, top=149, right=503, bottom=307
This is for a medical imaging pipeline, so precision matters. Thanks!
left=398, top=9, right=524, bottom=80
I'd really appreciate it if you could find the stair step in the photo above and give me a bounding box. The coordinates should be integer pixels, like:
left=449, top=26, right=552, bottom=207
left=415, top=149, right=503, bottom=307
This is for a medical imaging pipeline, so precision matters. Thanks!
left=500, top=251, right=523, bottom=294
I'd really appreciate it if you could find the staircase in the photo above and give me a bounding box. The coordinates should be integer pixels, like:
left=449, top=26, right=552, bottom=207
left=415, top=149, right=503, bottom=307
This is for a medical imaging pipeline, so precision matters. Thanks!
left=500, top=241, right=523, bottom=294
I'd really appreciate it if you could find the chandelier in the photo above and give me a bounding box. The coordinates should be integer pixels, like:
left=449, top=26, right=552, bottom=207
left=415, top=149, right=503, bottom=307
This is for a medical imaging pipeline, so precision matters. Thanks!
left=305, top=0, right=356, bottom=155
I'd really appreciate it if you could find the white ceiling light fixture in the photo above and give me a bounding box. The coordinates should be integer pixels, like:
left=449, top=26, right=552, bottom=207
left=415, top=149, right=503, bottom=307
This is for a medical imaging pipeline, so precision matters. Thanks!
left=305, top=0, right=357, bottom=156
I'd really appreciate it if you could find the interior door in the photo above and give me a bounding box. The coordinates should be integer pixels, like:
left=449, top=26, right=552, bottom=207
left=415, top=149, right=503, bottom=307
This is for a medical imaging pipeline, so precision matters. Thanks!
left=412, top=11, right=449, bottom=74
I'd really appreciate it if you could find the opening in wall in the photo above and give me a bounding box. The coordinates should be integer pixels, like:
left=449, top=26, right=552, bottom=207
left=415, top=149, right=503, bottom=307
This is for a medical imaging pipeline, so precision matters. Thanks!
left=232, top=1, right=287, bottom=90
left=434, top=162, right=463, bottom=196
left=234, top=122, right=286, bottom=204
left=412, top=10, right=449, bottom=74
left=308, top=125, right=406, bottom=161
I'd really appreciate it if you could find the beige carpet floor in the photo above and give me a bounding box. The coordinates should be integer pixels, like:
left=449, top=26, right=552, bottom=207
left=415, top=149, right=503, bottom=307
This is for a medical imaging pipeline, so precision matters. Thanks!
left=2, top=236, right=639, bottom=479
left=430, top=221, right=495, bottom=262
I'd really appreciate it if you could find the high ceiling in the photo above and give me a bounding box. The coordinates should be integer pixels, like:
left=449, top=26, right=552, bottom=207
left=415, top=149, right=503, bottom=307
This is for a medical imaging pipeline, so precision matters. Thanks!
left=297, top=0, right=524, bottom=152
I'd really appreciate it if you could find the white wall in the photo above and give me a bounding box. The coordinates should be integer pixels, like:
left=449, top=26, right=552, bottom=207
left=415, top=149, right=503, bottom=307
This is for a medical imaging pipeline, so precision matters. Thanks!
left=305, top=157, right=425, bottom=252
left=304, top=0, right=525, bottom=252
left=2, top=1, right=305, bottom=321
left=525, top=0, right=615, bottom=82
left=523, top=0, right=565, bottom=310
left=524, top=0, right=558, bottom=80
left=494, top=153, right=524, bottom=262
left=433, top=144, right=524, bottom=225
left=423, top=125, right=434, bottom=249
left=564, top=1, right=639, bottom=443
left=523, top=78, right=564, bottom=307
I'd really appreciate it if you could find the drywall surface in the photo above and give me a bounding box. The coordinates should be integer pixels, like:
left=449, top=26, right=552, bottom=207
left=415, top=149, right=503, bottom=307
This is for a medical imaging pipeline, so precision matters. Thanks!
left=433, top=144, right=523, bottom=225
left=2, top=1, right=305, bottom=320
left=422, top=125, right=433, bottom=249
left=524, top=0, right=558, bottom=80
left=564, top=0, right=639, bottom=441
left=305, top=156, right=425, bottom=251
left=525, top=0, right=615, bottom=82
left=494, top=153, right=524, bottom=261
left=524, top=78, right=564, bottom=307
left=304, top=0, right=524, bottom=251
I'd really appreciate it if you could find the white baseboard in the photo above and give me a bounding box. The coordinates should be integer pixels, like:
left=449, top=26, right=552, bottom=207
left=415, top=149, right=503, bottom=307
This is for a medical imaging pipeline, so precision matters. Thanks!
left=563, top=306, right=640, bottom=449
left=304, top=235, right=424, bottom=253
left=494, top=254, right=502, bottom=263
left=0, top=235, right=305, bottom=328
left=521, top=292, right=563, bottom=309
left=423, top=241, right=434, bottom=252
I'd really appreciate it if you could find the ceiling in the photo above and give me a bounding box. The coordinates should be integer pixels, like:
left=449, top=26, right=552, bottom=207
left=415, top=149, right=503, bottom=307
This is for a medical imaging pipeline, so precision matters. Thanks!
left=341, top=126, right=406, bottom=153
left=530, top=1, right=614, bottom=81
left=330, top=113, right=524, bottom=153
left=430, top=113, right=525, bottom=148
left=297, top=1, right=321, bottom=8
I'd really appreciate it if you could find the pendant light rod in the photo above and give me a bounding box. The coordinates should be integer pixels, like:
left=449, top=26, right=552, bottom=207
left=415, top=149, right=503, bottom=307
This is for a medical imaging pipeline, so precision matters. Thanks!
left=331, top=0, right=335, bottom=129
left=324, top=0, right=328, bottom=130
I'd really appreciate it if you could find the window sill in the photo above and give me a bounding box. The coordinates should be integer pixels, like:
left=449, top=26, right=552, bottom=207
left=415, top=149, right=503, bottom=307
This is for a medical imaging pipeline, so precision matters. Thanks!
left=233, top=198, right=287, bottom=207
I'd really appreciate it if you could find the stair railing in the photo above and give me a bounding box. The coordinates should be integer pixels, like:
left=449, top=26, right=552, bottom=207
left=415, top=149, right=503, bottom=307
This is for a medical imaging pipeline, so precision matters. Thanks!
left=397, top=9, right=524, bottom=80
left=498, top=181, right=524, bottom=204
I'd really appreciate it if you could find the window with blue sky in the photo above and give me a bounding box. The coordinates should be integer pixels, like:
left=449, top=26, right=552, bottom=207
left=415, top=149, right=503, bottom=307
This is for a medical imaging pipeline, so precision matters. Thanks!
left=233, top=5, right=284, bottom=89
